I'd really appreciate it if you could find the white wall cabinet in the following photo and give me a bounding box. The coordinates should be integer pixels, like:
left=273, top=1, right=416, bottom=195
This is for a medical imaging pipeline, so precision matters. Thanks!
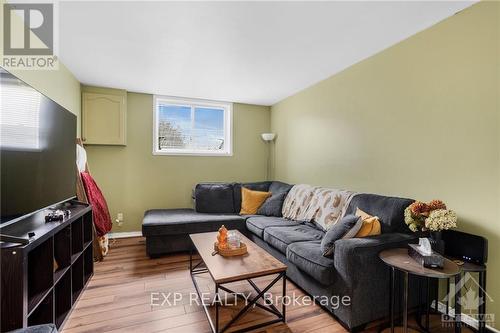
left=82, top=91, right=127, bottom=145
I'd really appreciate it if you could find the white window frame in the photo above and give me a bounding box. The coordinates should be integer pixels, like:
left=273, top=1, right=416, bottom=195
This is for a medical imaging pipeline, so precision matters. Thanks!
left=153, top=95, right=233, bottom=156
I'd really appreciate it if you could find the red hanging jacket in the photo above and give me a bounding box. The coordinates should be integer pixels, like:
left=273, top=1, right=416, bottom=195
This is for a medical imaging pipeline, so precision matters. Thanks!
left=80, top=171, right=112, bottom=236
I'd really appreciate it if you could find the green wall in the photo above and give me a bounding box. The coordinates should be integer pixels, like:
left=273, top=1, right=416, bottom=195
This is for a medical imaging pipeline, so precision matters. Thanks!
left=271, top=1, right=499, bottom=328
left=85, top=92, right=270, bottom=232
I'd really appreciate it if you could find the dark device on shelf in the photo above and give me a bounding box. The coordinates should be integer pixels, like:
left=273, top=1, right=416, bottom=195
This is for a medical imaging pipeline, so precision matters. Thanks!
left=44, top=210, right=69, bottom=222
left=408, top=243, right=445, bottom=268
left=442, top=229, right=488, bottom=265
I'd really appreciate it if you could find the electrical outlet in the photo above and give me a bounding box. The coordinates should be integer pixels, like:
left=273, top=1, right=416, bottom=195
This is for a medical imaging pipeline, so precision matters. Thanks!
left=115, top=213, right=124, bottom=227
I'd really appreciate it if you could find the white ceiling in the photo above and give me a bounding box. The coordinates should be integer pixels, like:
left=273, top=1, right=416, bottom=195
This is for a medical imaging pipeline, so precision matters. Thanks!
left=59, top=1, right=475, bottom=106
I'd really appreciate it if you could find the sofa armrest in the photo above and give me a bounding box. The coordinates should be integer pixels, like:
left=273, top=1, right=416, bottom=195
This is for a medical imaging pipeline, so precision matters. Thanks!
left=334, top=233, right=417, bottom=285
left=331, top=233, right=419, bottom=328
left=335, top=233, right=416, bottom=258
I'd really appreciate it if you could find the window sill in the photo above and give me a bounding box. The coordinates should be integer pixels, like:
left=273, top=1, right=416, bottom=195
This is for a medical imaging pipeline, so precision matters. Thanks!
left=153, top=150, right=233, bottom=157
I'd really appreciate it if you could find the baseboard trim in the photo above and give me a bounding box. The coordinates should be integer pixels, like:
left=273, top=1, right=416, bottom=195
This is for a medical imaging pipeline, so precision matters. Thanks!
left=108, top=231, right=142, bottom=239
left=435, top=301, right=499, bottom=333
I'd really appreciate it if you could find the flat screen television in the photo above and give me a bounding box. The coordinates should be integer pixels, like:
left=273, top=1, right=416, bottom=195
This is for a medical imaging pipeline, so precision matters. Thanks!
left=0, top=68, right=77, bottom=225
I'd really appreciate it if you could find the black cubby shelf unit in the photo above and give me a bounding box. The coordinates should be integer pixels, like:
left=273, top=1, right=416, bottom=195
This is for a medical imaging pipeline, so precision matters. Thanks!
left=0, top=200, right=93, bottom=332
left=83, top=213, right=93, bottom=249
left=71, top=218, right=83, bottom=263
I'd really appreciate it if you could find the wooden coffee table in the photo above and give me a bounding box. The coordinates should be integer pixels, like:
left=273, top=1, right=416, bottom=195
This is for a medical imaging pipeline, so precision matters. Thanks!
left=190, top=230, right=287, bottom=333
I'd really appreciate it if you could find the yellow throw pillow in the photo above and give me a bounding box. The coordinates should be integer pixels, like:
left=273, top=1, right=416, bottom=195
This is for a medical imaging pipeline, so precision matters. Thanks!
left=355, top=208, right=382, bottom=237
left=240, top=187, right=272, bottom=215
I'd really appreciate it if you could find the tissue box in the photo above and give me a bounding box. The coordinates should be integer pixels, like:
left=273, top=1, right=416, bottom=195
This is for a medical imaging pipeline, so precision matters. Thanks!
left=408, top=244, right=445, bottom=269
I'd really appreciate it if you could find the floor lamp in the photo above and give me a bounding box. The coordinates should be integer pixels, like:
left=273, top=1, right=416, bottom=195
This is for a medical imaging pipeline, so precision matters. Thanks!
left=261, top=133, right=276, bottom=181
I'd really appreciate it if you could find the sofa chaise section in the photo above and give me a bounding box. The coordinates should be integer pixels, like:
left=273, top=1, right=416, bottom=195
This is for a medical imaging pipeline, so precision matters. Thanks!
left=142, top=208, right=245, bottom=256
left=142, top=181, right=292, bottom=257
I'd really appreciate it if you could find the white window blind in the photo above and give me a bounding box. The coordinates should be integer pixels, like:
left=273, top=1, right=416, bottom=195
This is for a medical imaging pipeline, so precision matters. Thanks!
left=0, top=79, right=41, bottom=150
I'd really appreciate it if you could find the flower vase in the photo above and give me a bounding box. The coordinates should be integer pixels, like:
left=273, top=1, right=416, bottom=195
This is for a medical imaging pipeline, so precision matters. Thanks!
left=430, top=231, right=445, bottom=254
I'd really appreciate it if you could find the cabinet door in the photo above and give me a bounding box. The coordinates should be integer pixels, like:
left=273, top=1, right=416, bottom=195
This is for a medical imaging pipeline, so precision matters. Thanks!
left=82, top=92, right=126, bottom=145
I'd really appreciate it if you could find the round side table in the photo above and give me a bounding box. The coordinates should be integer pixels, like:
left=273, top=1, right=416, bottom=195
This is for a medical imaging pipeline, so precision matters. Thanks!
left=379, top=248, right=461, bottom=333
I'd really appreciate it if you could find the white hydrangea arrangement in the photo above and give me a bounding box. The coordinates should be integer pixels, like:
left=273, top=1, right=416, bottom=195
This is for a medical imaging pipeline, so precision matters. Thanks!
left=425, top=209, right=457, bottom=231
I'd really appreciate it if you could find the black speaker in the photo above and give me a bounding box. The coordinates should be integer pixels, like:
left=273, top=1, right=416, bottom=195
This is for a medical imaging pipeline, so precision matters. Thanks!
left=442, top=230, right=488, bottom=265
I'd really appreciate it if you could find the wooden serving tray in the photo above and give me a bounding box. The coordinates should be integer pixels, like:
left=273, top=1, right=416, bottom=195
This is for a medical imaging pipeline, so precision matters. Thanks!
left=214, top=242, right=248, bottom=257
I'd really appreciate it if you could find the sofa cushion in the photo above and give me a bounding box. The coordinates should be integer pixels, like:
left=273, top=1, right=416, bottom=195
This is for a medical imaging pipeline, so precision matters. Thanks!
left=263, top=224, right=324, bottom=254
left=345, top=193, right=414, bottom=233
left=287, top=241, right=336, bottom=286
left=233, top=181, right=271, bottom=213
left=257, top=192, right=288, bottom=217
left=142, top=209, right=244, bottom=236
left=194, top=183, right=235, bottom=213
left=246, top=216, right=301, bottom=238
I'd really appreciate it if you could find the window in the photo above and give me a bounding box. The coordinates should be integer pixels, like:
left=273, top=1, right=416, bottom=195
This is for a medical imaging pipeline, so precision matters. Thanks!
left=0, top=77, right=41, bottom=150
left=153, top=96, right=232, bottom=156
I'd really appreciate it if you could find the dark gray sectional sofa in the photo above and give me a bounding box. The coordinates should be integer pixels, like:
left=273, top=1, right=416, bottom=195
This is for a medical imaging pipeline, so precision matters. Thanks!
left=142, top=181, right=420, bottom=331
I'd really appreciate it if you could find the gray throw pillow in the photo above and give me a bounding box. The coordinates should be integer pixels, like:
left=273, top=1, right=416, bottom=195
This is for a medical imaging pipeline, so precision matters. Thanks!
left=321, top=215, right=363, bottom=258
left=257, top=192, right=288, bottom=217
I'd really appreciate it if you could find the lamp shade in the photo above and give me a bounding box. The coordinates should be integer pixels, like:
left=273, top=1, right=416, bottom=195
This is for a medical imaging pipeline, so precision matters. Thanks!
left=261, top=133, right=276, bottom=142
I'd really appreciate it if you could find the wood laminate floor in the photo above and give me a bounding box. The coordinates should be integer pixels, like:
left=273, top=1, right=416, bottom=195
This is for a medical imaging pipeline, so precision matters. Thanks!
left=61, top=237, right=471, bottom=333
